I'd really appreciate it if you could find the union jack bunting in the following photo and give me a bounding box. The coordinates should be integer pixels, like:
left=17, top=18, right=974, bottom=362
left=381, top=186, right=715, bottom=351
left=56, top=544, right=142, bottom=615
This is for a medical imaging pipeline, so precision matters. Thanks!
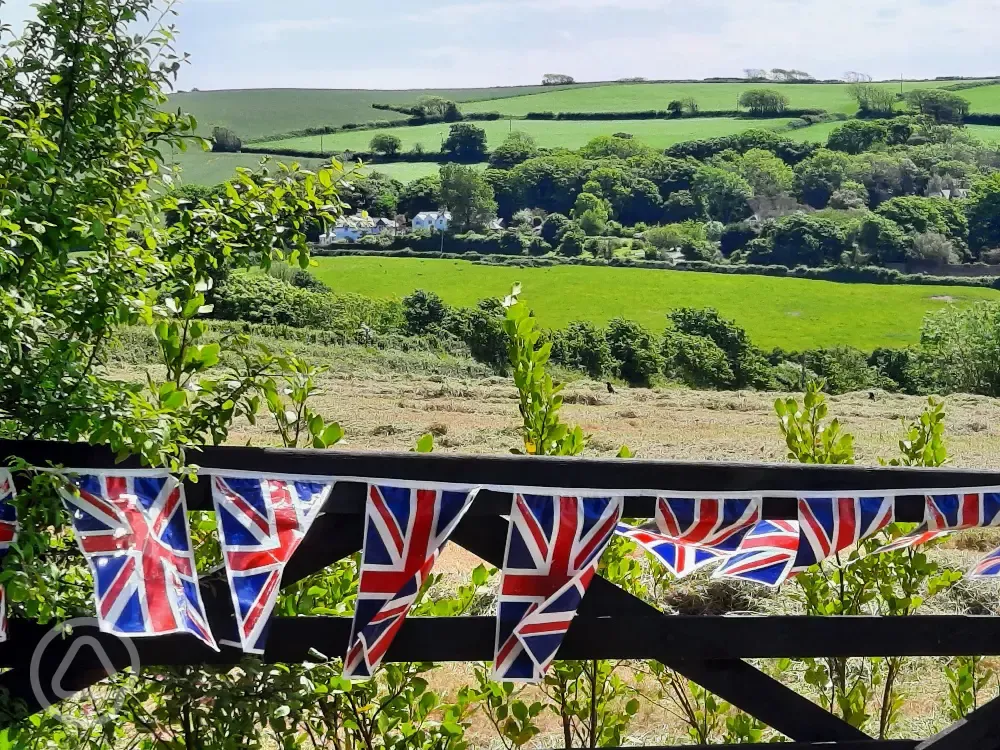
left=60, top=473, right=216, bottom=648
left=213, top=476, right=332, bottom=654
left=877, top=492, right=1000, bottom=553
left=713, top=520, right=799, bottom=587
left=793, top=496, right=894, bottom=573
left=971, top=546, right=1000, bottom=578
left=0, top=470, right=18, bottom=642
left=616, top=522, right=723, bottom=578
left=494, top=495, right=622, bottom=682
left=345, top=485, right=476, bottom=679
left=655, top=496, right=760, bottom=553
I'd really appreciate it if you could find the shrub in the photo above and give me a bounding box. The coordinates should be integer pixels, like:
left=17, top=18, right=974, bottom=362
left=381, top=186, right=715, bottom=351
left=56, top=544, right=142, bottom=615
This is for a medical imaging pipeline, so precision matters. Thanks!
left=875, top=196, right=969, bottom=251
left=402, top=289, right=448, bottom=334
left=747, top=213, right=851, bottom=267
left=498, top=231, right=530, bottom=255
left=738, top=88, right=790, bottom=116
left=804, top=347, right=886, bottom=394
left=869, top=347, right=919, bottom=392
left=918, top=302, right=1000, bottom=396
left=558, top=230, right=586, bottom=257
left=662, top=329, right=736, bottom=388
left=540, top=212, right=572, bottom=245
left=214, top=273, right=335, bottom=329
left=551, top=321, right=614, bottom=378
left=644, top=222, right=717, bottom=261
left=909, top=231, right=960, bottom=265
left=527, top=236, right=552, bottom=256
left=667, top=308, right=774, bottom=389
left=443, top=298, right=508, bottom=372
left=211, top=126, right=242, bottom=153
left=607, top=318, right=662, bottom=386
left=662, top=190, right=702, bottom=222
left=856, top=213, right=910, bottom=264
left=826, top=120, right=889, bottom=154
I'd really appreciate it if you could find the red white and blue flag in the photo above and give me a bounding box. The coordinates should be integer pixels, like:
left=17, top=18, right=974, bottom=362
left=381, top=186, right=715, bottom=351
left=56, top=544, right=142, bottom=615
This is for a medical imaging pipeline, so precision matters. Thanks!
left=616, top=523, right=723, bottom=578
left=213, top=475, right=331, bottom=654
left=655, top=497, right=760, bottom=553
left=713, top=520, right=800, bottom=587
left=877, top=492, right=1000, bottom=553
left=61, top=473, right=216, bottom=649
left=971, top=546, right=1000, bottom=578
left=0, top=470, right=18, bottom=642
left=345, top=484, right=476, bottom=679
left=793, top=496, right=894, bottom=573
left=494, top=495, right=622, bottom=682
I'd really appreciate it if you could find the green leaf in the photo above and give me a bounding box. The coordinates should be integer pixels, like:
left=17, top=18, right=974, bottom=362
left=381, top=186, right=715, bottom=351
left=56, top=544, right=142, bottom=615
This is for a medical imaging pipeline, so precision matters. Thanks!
left=414, top=433, right=434, bottom=453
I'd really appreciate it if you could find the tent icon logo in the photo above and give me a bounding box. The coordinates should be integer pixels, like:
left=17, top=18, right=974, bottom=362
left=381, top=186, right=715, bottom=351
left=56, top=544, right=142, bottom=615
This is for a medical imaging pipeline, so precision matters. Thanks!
left=29, top=617, right=140, bottom=727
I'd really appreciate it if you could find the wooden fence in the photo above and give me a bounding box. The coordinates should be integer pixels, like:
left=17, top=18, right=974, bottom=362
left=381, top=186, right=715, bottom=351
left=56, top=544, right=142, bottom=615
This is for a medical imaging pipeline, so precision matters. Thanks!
left=2, top=439, right=1000, bottom=749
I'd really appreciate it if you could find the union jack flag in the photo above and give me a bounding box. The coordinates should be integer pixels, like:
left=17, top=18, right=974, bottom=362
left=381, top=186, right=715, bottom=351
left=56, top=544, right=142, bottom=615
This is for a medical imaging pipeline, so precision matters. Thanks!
left=971, top=546, right=1000, bottom=578
left=494, top=495, right=622, bottom=682
left=61, top=473, right=216, bottom=649
left=655, top=497, right=760, bottom=553
left=345, top=485, right=475, bottom=679
left=213, top=476, right=331, bottom=654
left=877, top=492, right=1000, bottom=553
left=793, top=496, right=894, bottom=573
left=713, top=520, right=799, bottom=587
left=0, top=470, right=18, bottom=642
left=616, top=523, right=722, bottom=578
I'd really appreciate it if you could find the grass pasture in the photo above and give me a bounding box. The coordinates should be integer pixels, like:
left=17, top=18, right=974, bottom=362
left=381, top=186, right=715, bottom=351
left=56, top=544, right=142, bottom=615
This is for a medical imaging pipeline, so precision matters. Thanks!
left=460, top=80, right=996, bottom=117
left=168, top=85, right=604, bottom=141
left=312, top=256, right=1000, bottom=350
left=264, top=116, right=796, bottom=154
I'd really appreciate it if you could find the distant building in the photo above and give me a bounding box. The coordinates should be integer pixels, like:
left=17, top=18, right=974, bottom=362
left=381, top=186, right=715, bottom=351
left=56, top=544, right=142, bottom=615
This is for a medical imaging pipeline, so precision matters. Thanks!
left=412, top=211, right=451, bottom=232
left=487, top=218, right=505, bottom=231
left=320, top=214, right=396, bottom=244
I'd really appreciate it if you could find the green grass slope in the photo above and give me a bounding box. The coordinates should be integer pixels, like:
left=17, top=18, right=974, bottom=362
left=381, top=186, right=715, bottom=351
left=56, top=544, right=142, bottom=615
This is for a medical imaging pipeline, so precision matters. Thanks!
left=461, top=80, right=994, bottom=117
left=264, top=117, right=794, bottom=154
left=312, top=256, right=1000, bottom=350
left=169, top=85, right=601, bottom=141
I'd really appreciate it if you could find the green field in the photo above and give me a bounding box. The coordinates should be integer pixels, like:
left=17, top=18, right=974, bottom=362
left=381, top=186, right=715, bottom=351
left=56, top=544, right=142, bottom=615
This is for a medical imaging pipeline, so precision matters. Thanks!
left=965, top=124, right=1000, bottom=144
left=265, top=117, right=795, bottom=154
left=168, top=85, right=606, bottom=141
left=461, top=80, right=997, bottom=117
left=313, top=256, right=1000, bottom=350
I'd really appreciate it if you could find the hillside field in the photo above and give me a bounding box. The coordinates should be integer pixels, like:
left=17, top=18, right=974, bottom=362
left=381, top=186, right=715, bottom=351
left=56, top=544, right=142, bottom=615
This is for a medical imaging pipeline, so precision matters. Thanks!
left=461, top=80, right=998, bottom=117
left=168, top=85, right=607, bottom=141
left=265, top=116, right=797, bottom=154
left=312, top=256, right=1000, bottom=350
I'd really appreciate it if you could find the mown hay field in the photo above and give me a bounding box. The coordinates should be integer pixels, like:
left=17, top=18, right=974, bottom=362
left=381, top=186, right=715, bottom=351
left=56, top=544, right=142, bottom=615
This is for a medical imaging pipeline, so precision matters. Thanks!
left=312, top=256, right=1000, bottom=350
left=461, top=80, right=999, bottom=117
left=263, top=116, right=797, bottom=154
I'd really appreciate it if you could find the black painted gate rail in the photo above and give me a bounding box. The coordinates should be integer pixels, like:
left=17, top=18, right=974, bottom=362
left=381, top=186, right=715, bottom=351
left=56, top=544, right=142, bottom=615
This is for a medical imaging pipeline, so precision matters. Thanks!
left=2, top=440, right=1000, bottom=750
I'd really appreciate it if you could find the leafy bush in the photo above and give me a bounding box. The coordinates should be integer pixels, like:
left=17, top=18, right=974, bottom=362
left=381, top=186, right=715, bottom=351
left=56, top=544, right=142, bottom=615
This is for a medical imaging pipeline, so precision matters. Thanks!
left=551, top=321, right=614, bottom=378
left=918, top=302, right=1000, bottom=396
left=667, top=308, right=774, bottom=388
left=558, top=230, right=586, bottom=257
left=402, top=289, right=448, bottom=334
left=606, top=318, right=662, bottom=386
left=444, top=298, right=508, bottom=372
left=662, top=329, right=735, bottom=388
left=215, top=273, right=336, bottom=329
left=803, top=346, right=887, bottom=394
left=541, top=212, right=572, bottom=245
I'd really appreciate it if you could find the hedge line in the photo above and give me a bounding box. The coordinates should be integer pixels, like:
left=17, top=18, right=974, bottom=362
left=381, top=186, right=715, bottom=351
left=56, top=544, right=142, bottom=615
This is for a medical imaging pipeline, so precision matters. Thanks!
left=964, top=113, right=1000, bottom=126
left=313, top=246, right=1000, bottom=289
left=523, top=108, right=827, bottom=120
left=240, top=146, right=456, bottom=163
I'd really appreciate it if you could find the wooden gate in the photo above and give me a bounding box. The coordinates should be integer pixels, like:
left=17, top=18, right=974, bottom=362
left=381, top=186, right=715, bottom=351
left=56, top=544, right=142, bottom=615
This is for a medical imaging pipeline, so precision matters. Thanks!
left=2, top=439, right=1000, bottom=749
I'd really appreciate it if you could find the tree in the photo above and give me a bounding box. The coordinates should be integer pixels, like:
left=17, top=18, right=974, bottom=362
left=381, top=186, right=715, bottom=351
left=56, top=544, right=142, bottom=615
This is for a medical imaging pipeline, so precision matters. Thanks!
left=442, top=122, right=489, bottom=162
left=369, top=133, right=402, bottom=156
left=827, top=120, right=889, bottom=155
left=540, top=213, right=571, bottom=245
left=848, top=83, right=896, bottom=117
left=509, top=153, right=587, bottom=215
left=794, top=148, right=856, bottom=208
left=966, top=172, right=1000, bottom=253
left=667, top=100, right=684, bottom=116
left=558, top=229, right=586, bottom=256
left=618, top=177, right=663, bottom=226
left=692, top=166, right=753, bottom=223
left=662, top=190, right=702, bottom=222
left=875, top=195, right=968, bottom=251
left=738, top=88, right=790, bottom=116
left=905, top=89, right=970, bottom=124
left=747, top=214, right=851, bottom=267
left=857, top=213, right=910, bottom=264
left=909, top=231, right=960, bottom=265
left=414, top=95, right=462, bottom=121
left=725, top=147, right=794, bottom=197
left=607, top=319, right=662, bottom=386
left=645, top=222, right=716, bottom=261
left=579, top=134, right=651, bottom=160
left=828, top=180, right=869, bottom=210
left=667, top=308, right=773, bottom=388
left=397, top=174, right=442, bottom=217
left=439, top=164, right=497, bottom=231
left=744, top=68, right=769, bottom=81
left=681, top=96, right=699, bottom=115
left=488, top=130, right=539, bottom=169
left=211, top=126, right=242, bottom=152
left=542, top=73, right=576, bottom=86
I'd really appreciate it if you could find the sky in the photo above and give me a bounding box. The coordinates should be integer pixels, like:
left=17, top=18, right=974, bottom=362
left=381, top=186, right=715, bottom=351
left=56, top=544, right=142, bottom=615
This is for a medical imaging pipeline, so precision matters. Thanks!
left=3, top=0, right=1000, bottom=91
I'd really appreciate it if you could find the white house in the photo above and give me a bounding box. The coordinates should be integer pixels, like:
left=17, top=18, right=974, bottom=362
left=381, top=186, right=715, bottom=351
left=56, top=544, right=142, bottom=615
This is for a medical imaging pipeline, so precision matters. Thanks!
left=412, top=211, right=451, bottom=232
left=320, top=214, right=397, bottom=244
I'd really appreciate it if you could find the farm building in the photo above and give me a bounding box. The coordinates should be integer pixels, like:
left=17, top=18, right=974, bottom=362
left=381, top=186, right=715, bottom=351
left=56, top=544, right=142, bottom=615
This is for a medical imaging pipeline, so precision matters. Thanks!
left=321, top=214, right=397, bottom=244
left=412, top=211, right=451, bottom=232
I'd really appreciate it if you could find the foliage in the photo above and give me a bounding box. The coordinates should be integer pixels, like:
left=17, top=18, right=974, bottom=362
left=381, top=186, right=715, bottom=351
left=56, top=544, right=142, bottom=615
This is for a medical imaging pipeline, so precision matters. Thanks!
left=489, top=131, right=539, bottom=169
left=905, top=89, right=971, bottom=124
left=856, top=213, right=910, bottom=264
left=748, top=213, right=852, bottom=268
left=606, top=318, right=663, bottom=386
left=667, top=307, right=774, bottom=389
left=738, top=88, right=790, bottom=116
left=966, top=172, right=1000, bottom=253
left=662, top=329, right=735, bottom=388
left=442, top=123, right=489, bottom=162
left=540, top=212, right=573, bottom=245
left=397, top=175, right=442, bottom=217
left=794, top=148, right=856, bottom=208
left=719, top=147, right=794, bottom=197
left=918, top=302, right=1000, bottom=396
left=370, top=132, right=403, bottom=156
left=558, top=229, right=587, bottom=257
left=909, top=231, right=960, bottom=265
left=402, top=289, right=449, bottom=334
left=212, top=125, right=243, bottom=153
left=875, top=196, right=969, bottom=252
left=827, top=120, right=889, bottom=155
left=551, top=321, right=615, bottom=379
left=502, top=285, right=587, bottom=455
left=644, top=222, right=717, bottom=261
left=692, top=166, right=753, bottom=223
left=440, top=164, right=498, bottom=232
left=662, top=190, right=702, bottom=222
